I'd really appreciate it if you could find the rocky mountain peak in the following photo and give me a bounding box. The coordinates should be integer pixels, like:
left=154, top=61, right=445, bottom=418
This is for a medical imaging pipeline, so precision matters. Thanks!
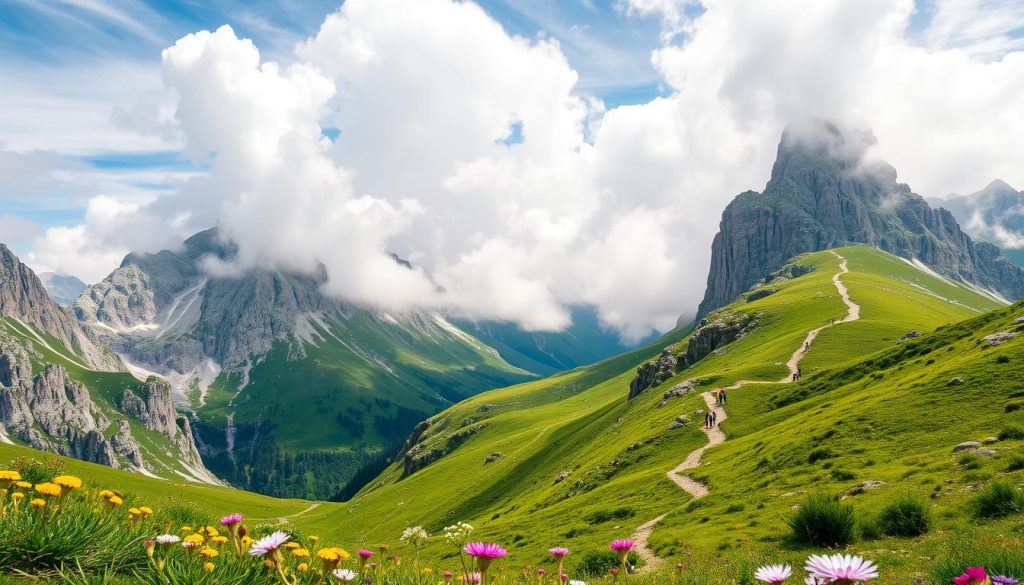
left=698, top=122, right=1024, bottom=317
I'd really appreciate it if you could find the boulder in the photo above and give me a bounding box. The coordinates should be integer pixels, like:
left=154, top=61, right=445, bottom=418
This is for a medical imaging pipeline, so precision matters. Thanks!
left=553, top=471, right=571, bottom=484
left=948, top=377, right=965, bottom=386
left=952, top=441, right=982, bottom=452
left=668, top=415, right=691, bottom=430
left=976, top=448, right=996, bottom=457
left=899, top=331, right=924, bottom=343
left=484, top=452, right=503, bottom=463
left=982, top=331, right=1019, bottom=347
left=847, top=480, right=884, bottom=495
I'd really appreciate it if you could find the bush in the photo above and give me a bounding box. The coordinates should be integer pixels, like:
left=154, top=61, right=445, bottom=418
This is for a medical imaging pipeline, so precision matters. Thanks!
left=574, top=550, right=639, bottom=577
left=1006, top=401, right=1023, bottom=413
left=786, top=492, right=856, bottom=547
left=997, top=355, right=1010, bottom=364
left=971, top=481, right=1024, bottom=519
left=878, top=495, right=932, bottom=537
left=10, top=456, right=64, bottom=484
left=830, top=469, right=857, bottom=481
left=1007, top=455, right=1024, bottom=472
left=999, top=425, right=1024, bottom=440
left=959, top=453, right=982, bottom=470
left=807, top=448, right=834, bottom=464
left=584, top=506, right=636, bottom=524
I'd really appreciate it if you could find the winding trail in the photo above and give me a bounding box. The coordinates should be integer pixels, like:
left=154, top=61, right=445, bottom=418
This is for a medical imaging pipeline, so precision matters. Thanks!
left=632, top=251, right=860, bottom=572
left=277, top=502, right=321, bottom=524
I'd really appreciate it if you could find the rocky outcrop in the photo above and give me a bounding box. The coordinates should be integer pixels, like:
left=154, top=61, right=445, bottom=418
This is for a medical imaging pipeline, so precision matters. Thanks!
left=982, top=331, right=1019, bottom=347
left=119, top=377, right=207, bottom=472
left=628, top=349, right=678, bottom=399
left=0, top=244, right=120, bottom=370
left=698, top=120, right=1024, bottom=318
left=679, top=312, right=759, bottom=368
left=400, top=421, right=487, bottom=477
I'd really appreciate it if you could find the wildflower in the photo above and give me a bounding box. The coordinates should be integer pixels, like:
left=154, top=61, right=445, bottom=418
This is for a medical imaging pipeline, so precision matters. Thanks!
left=297, top=563, right=309, bottom=573
left=241, top=535, right=254, bottom=548
left=755, top=564, right=793, bottom=583
left=181, top=525, right=193, bottom=533
left=359, top=549, right=374, bottom=560
left=286, top=542, right=301, bottom=550
left=220, top=513, right=243, bottom=526
left=378, top=544, right=389, bottom=555
left=954, top=568, right=990, bottom=585
left=107, top=495, right=123, bottom=507
left=805, top=578, right=828, bottom=585
left=993, top=577, right=1019, bottom=584
left=676, top=563, right=685, bottom=572
left=98, top=489, right=114, bottom=499
left=34, top=482, right=61, bottom=497
left=610, top=568, right=620, bottom=575
left=182, top=541, right=199, bottom=551
left=444, top=570, right=454, bottom=581
left=805, top=554, right=878, bottom=584
left=184, top=533, right=205, bottom=545
left=401, top=526, right=429, bottom=545
left=203, top=561, right=215, bottom=573
left=156, top=534, right=181, bottom=546
left=464, top=572, right=482, bottom=584
left=309, top=535, right=319, bottom=544
left=200, top=547, right=219, bottom=558
left=11, top=492, right=24, bottom=502
left=392, top=556, right=402, bottom=565
left=537, top=568, right=546, bottom=576
left=609, top=539, right=633, bottom=559
left=444, top=522, right=474, bottom=546
left=128, top=508, right=142, bottom=521
left=212, top=535, right=229, bottom=545
left=52, top=475, right=83, bottom=491
left=293, top=548, right=310, bottom=559
left=569, top=581, right=587, bottom=585
left=30, top=498, right=45, bottom=509
left=15, top=481, right=31, bottom=489
left=138, top=506, right=153, bottom=516
left=0, top=470, right=22, bottom=489
left=318, top=547, right=352, bottom=562
left=549, top=548, right=569, bottom=558
left=560, top=573, right=568, bottom=582
left=334, top=568, right=357, bottom=581
left=249, top=531, right=290, bottom=557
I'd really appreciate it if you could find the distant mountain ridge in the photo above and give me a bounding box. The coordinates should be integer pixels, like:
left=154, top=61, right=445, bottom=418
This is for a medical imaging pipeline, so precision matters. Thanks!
left=38, top=272, right=87, bottom=305
left=699, top=120, right=1024, bottom=317
left=929, top=179, right=1024, bottom=262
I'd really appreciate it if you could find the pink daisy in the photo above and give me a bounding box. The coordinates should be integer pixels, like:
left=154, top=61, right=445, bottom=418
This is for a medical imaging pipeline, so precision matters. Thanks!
left=609, top=539, right=633, bottom=553
left=805, top=554, right=878, bottom=583
left=755, top=564, right=793, bottom=583
left=463, top=542, right=507, bottom=559
left=954, top=568, right=989, bottom=585
left=219, top=513, right=243, bottom=526
left=249, top=531, right=291, bottom=557
left=549, top=547, right=570, bottom=558
left=358, top=549, right=374, bottom=559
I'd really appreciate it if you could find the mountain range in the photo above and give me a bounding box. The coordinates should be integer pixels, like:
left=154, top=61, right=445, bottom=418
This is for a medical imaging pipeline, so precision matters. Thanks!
left=928, top=179, right=1024, bottom=267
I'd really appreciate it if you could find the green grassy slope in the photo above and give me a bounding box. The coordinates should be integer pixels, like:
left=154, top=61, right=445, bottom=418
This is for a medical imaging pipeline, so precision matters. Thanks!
left=317, top=245, right=1007, bottom=569
left=0, top=317, right=207, bottom=480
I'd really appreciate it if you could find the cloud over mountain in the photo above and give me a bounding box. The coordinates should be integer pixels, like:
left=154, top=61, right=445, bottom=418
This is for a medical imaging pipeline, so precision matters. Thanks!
left=19, top=0, right=1024, bottom=340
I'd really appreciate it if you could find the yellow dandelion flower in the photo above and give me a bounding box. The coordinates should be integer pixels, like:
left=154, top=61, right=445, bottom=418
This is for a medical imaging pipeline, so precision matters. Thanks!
left=264, top=559, right=276, bottom=569
left=285, top=542, right=300, bottom=550
left=15, top=481, right=31, bottom=489
left=241, top=535, right=254, bottom=547
left=292, top=548, right=310, bottom=558
left=11, top=492, right=25, bottom=501
left=107, top=495, right=123, bottom=507
left=98, top=489, right=114, bottom=499
left=184, top=533, right=205, bottom=545
left=203, top=561, right=215, bottom=573
left=204, top=526, right=219, bottom=537
left=128, top=507, right=142, bottom=519
left=297, top=562, right=309, bottom=573
left=30, top=498, right=46, bottom=509
left=34, top=482, right=62, bottom=497
left=317, top=547, right=351, bottom=563
left=0, top=470, right=21, bottom=481
left=199, top=547, right=219, bottom=558
left=139, top=506, right=153, bottom=516
left=52, top=475, right=83, bottom=490
left=308, top=535, right=319, bottom=544
left=181, top=525, right=193, bottom=533
left=212, top=535, right=228, bottom=545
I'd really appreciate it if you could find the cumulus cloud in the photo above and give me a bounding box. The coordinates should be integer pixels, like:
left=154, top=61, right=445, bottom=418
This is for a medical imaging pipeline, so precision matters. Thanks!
left=18, top=0, right=1024, bottom=340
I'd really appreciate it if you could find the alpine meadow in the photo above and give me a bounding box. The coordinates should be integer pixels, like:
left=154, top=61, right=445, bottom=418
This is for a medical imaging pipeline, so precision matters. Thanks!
left=3, top=1, right=1024, bottom=584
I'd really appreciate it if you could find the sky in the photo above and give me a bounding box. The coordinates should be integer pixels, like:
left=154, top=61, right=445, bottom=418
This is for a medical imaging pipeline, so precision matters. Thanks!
left=2, top=0, right=1024, bottom=340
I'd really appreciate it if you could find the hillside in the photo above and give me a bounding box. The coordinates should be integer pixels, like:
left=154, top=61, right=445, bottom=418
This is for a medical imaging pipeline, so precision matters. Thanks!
left=3, top=244, right=1022, bottom=582
left=319, top=245, right=1020, bottom=578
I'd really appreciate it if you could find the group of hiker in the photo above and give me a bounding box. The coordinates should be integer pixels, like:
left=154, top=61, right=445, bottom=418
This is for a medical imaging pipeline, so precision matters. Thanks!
left=791, top=366, right=803, bottom=381
left=704, top=388, right=727, bottom=429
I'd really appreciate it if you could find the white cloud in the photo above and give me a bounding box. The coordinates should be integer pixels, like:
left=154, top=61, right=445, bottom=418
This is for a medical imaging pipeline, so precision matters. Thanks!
left=0, top=214, right=40, bottom=249
left=17, top=0, right=1024, bottom=340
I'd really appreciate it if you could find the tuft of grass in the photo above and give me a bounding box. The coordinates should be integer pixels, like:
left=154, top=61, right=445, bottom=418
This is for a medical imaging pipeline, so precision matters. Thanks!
left=970, top=481, right=1024, bottom=519
left=786, top=492, right=856, bottom=547
left=877, top=495, right=932, bottom=537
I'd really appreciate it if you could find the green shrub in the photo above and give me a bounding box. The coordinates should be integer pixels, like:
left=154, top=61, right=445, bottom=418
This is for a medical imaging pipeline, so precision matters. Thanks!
left=574, top=550, right=639, bottom=576
left=971, top=481, right=1024, bottom=519
left=1007, top=455, right=1024, bottom=472
left=997, top=355, right=1010, bottom=364
left=786, top=492, right=856, bottom=547
left=878, top=495, right=932, bottom=537
left=999, top=425, right=1024, bottom=440
left=959, top=453, right=982, bottom=470
left=724, top=503, right=746, bottom=513
left=830, top=469, right=856, bottom=481
left=807, top=448, right=834, bottom=464
left=1006, top=401, right=1023, bottom=413
left=584, top=506, right=636, bottom=524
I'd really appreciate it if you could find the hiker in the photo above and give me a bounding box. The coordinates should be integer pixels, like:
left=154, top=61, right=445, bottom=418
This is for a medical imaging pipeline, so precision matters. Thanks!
left=704, top=411, right=711, bottom=429
left=720, top=389, right=727, bottom=405
left=796, top=367, right=802, bottom=381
